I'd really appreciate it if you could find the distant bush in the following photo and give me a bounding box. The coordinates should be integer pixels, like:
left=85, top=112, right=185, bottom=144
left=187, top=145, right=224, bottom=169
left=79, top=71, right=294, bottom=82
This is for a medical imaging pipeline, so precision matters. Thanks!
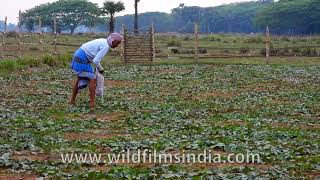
left=239, top=47, right=250, bottom=54
left=260, top=49, right=266, bottom=56
left=281, top=36, right=291, bottom=42
left=278, top=47, right=290, bottom=56
left=270, top=48, right=280, bottom=56
left=183, top=36, right=192, bottom=41
left=156, top=35, right=170, bottom=41
left=301, top=48, right=317, bottom=56
left=30, top=46, right=40, bottom=51
left=171, top=49, right=180, bottom=54
left=6, top=31, right=19, bottom=37
left=292, top=47, right=301, bottom=53
left=208, top=35, right=221, bottom=42
left=198, top=48, right=207, bottom=54
left=299, top=39, right=307, bottom=42
left=279, top=49, right=288, bottom=56
left=245, top=37, right=264, bottom=44
left=60, top=37, right=70, bottom=42
left=167, top=39, right=182, bottom=47
left=156, top=49, right=162, bottom=54
left=179, top=49, right=194, bottom=54
left=223, top=49, right=230, bottom=53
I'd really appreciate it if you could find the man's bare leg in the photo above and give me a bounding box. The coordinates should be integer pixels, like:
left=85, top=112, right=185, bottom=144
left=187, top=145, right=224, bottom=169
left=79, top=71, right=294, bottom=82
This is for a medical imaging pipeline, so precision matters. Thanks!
left=89, top=78, right=97, bottom=110
left=70, top=77, right=79, bottom=105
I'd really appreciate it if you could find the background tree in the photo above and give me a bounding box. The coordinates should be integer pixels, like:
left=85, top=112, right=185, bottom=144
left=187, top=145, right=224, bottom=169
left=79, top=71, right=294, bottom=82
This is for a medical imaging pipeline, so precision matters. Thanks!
left=21, top=0, right=100, bottom=34
left=102, top=1, right=125, bottom=33
left=21, top=18, right=36, bottom=32
left=134, top=0, right=140, bottom=33
left=18, top=0, right=320, bottom=35
left=255, top=0, right=320, bottom=34
left=171, top=1, right=273, bottom=33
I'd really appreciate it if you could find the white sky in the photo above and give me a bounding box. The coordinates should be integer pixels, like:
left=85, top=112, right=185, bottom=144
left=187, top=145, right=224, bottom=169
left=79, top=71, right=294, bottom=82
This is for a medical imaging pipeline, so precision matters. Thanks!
left=0, top=0, right=254, bottom=24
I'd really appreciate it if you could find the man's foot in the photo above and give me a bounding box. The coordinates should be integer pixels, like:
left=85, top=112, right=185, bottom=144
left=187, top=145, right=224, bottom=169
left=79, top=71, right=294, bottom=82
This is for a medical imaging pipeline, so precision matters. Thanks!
left=89, top=106, right=95, bottom=113
left=89, top=101, right=95, bottom=110
left=69, top=100, right=76, bottom=106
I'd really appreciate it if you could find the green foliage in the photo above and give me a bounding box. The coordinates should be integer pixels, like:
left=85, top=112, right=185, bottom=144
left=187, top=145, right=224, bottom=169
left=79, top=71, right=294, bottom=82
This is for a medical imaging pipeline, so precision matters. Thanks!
left=255, top=0, right=320, bottom=34
left=1, top=63, right=320, bottom=178
left=0, top=60, right=18, bottom=74
left=15, top=0, right=320, bottom=35
left=6, top=31, right=19, bottom=38
left=292, top=47, right=301, bottom=54
left=245, top=37, right=264, bottom=44
left=43, top=54, right=71, bottom=67
left=301, top=47, right=317, bottom=56
left=102, top=1, right=125, bottom=33
left=29, top=46, right=40, bottom=51
left=114, top=1, right=272, bottom=33
left=0, top=53, right=71, bottom=75
left=18, top=56, right=43, bottom=67
left=23, top=18, right=37, bottom=32
left=21, top=0, right=101, bottom=34
left=208, top=35, right=222, bottom=42
left=167, top=38, right=182, bottom=47
left=240, top=47, right=250, bottom=54
left=43, top=54, right=57, bottom=67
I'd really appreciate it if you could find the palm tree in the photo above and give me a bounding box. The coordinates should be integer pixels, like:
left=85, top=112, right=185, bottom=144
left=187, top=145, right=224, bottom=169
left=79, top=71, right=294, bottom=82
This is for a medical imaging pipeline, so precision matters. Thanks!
left=102, top=1, right=125, bottom=33
left=134, top=0, right=140, bottom=33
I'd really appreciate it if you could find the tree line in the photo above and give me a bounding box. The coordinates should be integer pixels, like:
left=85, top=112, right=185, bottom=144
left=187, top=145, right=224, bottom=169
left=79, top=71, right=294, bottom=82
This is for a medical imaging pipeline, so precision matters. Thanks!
left=18, top=0, right=141, bottom=34
left=3, top=0, right=319, bottom=35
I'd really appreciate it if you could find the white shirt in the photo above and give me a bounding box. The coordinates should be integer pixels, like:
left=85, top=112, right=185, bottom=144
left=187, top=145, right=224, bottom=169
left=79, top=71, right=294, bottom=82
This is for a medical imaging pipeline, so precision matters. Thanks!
left=80, top=38, right=110, bottom=71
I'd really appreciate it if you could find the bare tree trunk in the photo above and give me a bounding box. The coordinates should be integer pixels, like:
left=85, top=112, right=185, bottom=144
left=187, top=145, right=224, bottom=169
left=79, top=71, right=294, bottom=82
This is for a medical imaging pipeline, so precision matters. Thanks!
left=109, top=15, right=115, bottom=33
left=134, top=0, right=138, bottom=34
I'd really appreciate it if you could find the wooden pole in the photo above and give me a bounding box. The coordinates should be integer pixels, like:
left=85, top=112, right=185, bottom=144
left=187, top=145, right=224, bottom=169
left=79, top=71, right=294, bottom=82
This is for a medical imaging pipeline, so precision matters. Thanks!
left=18, top=10, right=22, bottom=57
left=195, top=23, right=199, bottom=62
left=53, top=15, right=57, bottom=54
left=38, top=17, right=42, bottom=34
left=0, top=16, right=7, bottom=59
left=266, top=26, right=270, bottom=61
left=4, top=16, right=7, bottom=33
left=121, top=24, right=125, bottom=63
left=0, top=33, right=3, bottom=59
left=38, top=17, right=43, bottom=53
left=123, top=27, right=128, bottom=63
left=150, top=23, right=155, bottom=62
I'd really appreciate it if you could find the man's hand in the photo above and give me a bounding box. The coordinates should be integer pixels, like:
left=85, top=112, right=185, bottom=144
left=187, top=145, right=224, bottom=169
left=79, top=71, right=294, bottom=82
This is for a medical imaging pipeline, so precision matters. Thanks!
left=98, top=70, right=104, bottom=75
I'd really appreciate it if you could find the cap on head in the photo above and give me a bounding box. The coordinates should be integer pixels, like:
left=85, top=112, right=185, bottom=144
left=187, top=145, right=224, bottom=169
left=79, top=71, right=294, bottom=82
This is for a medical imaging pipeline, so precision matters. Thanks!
left=107, top=33, right=123, bottom=46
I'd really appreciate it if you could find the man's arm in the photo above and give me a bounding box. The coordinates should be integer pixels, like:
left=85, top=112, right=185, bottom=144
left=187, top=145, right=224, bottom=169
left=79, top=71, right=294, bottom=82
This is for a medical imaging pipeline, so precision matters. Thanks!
left=92, top=45, right=109, bottom=71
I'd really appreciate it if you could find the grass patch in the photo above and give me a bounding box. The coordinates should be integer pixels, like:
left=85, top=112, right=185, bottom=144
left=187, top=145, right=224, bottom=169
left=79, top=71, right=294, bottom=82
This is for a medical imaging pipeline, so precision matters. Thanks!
left=0, top=53, right=72, bottom=76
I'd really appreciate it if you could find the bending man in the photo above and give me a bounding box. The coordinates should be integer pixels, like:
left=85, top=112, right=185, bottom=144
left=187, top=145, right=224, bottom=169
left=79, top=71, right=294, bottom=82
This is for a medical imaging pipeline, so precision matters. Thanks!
left=69, top=33, right=122, bottom=109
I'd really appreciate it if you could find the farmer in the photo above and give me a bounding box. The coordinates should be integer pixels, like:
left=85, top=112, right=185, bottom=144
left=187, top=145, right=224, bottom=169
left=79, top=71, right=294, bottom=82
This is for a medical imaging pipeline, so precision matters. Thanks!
left=69, top=33, right=122, bottom=109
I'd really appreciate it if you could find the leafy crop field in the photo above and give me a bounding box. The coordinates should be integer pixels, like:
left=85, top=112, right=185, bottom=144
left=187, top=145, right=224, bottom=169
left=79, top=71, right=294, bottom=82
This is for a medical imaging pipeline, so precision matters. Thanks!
left=0, top=63, right=319, bottom=178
